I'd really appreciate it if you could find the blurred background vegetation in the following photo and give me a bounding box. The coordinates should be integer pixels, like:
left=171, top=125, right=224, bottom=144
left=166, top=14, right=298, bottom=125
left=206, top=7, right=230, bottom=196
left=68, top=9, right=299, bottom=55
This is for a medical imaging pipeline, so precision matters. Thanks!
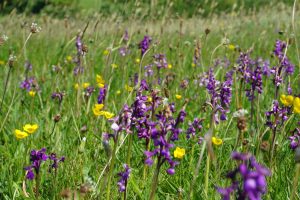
left=0, top=0, right=294, bottom=19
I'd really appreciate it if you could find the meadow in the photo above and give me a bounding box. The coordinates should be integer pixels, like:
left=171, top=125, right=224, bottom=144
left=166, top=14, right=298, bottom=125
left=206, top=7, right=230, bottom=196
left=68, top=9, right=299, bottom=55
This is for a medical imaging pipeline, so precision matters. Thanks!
left=0, top=2, right=300, bottom=200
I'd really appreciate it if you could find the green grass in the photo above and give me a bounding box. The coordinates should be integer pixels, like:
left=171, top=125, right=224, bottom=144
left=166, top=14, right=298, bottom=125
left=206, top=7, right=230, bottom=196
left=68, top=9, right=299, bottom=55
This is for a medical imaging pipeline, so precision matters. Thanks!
left=0, top=3, right=300, bottom=199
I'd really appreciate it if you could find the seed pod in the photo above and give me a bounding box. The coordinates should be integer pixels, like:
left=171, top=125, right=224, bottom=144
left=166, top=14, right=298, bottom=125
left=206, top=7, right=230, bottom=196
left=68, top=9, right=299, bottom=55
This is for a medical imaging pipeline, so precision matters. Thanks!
left=237, top=116, right=247, bottom=132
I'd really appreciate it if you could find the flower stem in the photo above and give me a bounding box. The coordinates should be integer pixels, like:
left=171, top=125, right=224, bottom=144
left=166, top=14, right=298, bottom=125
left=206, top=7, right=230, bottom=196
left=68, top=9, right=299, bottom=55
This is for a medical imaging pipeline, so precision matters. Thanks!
left=126, top=133, right=133, bottom=165
left=106, top=134, right=119, bottom=200
left=188, top=141, right=206, bottom=200
left=0, top=66, right=12, bottom=114
left=204, top=153, right=210, bottom=198
left=149, top=157, right=161, bottom=200
left=35, top=172, right=40, bottom=199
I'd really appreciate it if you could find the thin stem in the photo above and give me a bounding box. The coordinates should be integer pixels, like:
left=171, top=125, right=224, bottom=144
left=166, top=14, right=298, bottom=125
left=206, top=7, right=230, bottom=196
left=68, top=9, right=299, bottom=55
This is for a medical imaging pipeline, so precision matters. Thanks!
left=189, top=141, right=207, bottom=200
left=204, top=153, right=210, bottom=199
left=270, top=127, right=277, bottom=162
left=35, top=172, right=40, bottom=199
left=0, top=66, right=12, bottom=114
left=106, top=133, right=119, bottom=200
left=126, top=133, right=133, bottom=165
left=149, top=157, right=161, bottom=200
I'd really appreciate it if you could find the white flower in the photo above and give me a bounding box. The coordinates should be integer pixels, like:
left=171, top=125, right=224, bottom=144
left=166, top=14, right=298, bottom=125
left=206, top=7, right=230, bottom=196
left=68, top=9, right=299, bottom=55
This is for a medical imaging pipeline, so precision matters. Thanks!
left=2, top=34, right=8, bottom=41
left=111, top=123, right=119, bottom=131
left=233, top=109, right=248, bottom=118
left=30, top=22, right=41, bottom=33
left=162, top=98, right=169, bottom=106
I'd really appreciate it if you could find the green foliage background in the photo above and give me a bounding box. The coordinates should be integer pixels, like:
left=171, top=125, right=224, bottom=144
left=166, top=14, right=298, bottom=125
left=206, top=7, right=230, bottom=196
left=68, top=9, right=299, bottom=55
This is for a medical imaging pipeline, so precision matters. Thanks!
left=0, top=0, right=295, bottom=19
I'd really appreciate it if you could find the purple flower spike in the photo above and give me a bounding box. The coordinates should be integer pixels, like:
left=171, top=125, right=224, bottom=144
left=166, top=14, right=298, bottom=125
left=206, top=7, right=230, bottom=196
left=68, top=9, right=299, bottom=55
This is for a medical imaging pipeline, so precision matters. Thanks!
left=138, top=35, right=152, bottom=56
left=217, top=152, right=271, bottom=200
left=117, top=164, right=131, bottom=192
left=98, top=85, right=107, bottom=104
left=24, top=148, right=48, bottom=180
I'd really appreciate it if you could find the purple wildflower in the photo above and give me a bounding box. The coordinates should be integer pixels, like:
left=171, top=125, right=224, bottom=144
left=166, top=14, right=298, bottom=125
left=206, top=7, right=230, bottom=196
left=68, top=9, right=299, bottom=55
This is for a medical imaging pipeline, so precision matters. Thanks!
left=217, top=152, right=271, bottom=200
left=49, top=153, right=65, bottom=172
left=20, top=77, right=35, bottom=91
left=24, top=148, right=48, bottom=180
left=186, top=118, right=203, bottom=139
left=117, top=164, right=131, bottom=192
left=288, top=126, right=300, bottom=150
left=51, top=92, right=65, bottom=103
left=97, top=85, right=107, bottom=104
left=138, top=35, right=151, bottom=56
left=84, top=86, right=95, bottom=98
left=265, top=100, right=288, bottom=130
left=153, top=54, right=168, bottom=69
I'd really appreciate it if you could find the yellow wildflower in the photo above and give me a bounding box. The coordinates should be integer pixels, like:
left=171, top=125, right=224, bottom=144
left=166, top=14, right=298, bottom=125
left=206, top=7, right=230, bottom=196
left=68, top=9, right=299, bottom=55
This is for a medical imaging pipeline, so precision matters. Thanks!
left=23, top=124, right=38, bottom=134
left=168, top=64, right=172, bottom=69
left=228, top=44, right=235, bottom=51
left=83, top=82, right=90, bottom=89
left=125, top=85, right=133, bottom=92
left=175, top=94, right=182, bottom=100
left=93, top=104, right=104, bottom=116
left=116, top=90, right=121, bottom=95
left=0, top=60, right=5, bottom=65
left=29, top=90, right=36, bottom=97
left=293, top=97, right=300, bottom=114
left=174, top=147, right=185, bottom=159
left=66, top=56, right=72, bottom=62
left=104, top=112, right=114, bottom=119
left=280, top=94, right=294, bottom=107
left=111, top=63, right=118, bottom=69
left=74, top=83, right=79, bottom=90
left=15, top=129, right=28, bottom=139
left=25, top=124, right=38, bottom=134
left=96, top=74, right=105, bottom=88
left=212, top=137, right=223, bottom=146
left=191, top=63, right=196, bottom=67
left=135, top=58, right=140, bottom=64
left=147, top=96, right=153, bottom=102
left=103, top=49, right=110, bottom=56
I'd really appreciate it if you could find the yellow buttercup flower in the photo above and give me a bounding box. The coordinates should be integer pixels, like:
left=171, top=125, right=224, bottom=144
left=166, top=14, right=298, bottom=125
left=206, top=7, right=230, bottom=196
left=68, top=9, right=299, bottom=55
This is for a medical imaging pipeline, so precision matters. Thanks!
left=168, top=64, right=172, bottom=69
left=74, top=83, right=79, bottom=90
left=116, top=90, right=121, bottom=95
left=125, top=85, right=133, bottom=92
left=135, top=58, right=140, bottom=64
left=93, top=104, right=104, bottom=116
left=29, top=90, right=36, bottom=97
left=111, top=63, right=118, bottom=69
left=147, top=96, right=153, bottom=102
left=104, top=112, right=114, bottom=119
left=96, top=74, right=105, bottom=88
left=103, top=49, right=110, bottom=56
left=228, top=44, right=235, bottom=51
left=293, top=97, right=300, bottom=114
left=15, top=129, right=28, bottom=139
left=280, top=94, right=294, bottom=107
left=66, top=56, right=72, bottom=62
left=175, top=94, right=182, bottom=100
left=23, top=124, right=38, bottom=134
left=83, top=82, right=90, bottom=89
left=174, top=147, right=185, bottom=159
left=212, top=137, right=223, bottom=146
left=0, top=60, right=5, bottom=65
left=191, top=63, right=196, bottom=67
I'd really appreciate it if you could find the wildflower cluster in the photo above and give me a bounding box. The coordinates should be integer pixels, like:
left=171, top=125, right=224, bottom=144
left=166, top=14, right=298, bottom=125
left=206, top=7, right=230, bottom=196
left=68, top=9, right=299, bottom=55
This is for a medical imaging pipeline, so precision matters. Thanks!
left=24, top=148, right=64, bottom=180
left=15, top=123, right=38, bottom=139
left=217, top=152, right=271, bottom=200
